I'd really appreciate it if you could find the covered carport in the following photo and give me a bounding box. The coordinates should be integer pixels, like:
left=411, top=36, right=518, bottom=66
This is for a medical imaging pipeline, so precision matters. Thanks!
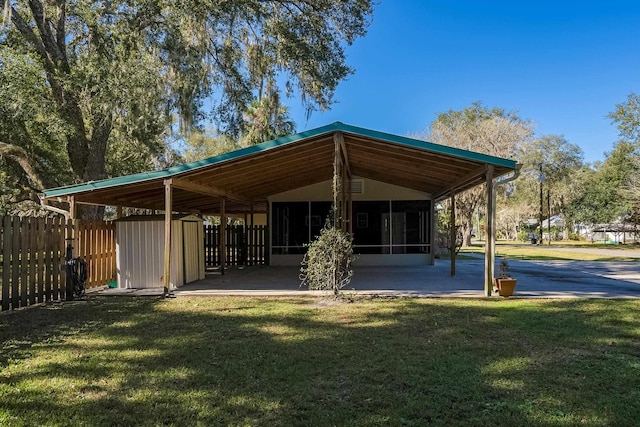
left=41, top=122, right=517, bottom=295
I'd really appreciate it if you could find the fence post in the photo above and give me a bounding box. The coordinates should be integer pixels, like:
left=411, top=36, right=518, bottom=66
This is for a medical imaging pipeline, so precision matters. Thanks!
left=216, top=224, right=221, bottom=267
left=44, top=217, right=52, bottom=302
left=65, top=218, right=74, bottom=300
left=10, top=216, right=20, bottom=309
left=28, top=217, right=37, bottom=305
left=18, top=217, right=28, bottom=307
left=259, top=225, right=266, bottom=265
left=239, top=225, right=246, bottom=266
left=36, top=217, right=45, bottom=303
left=2, top=216, right=11, bottom=311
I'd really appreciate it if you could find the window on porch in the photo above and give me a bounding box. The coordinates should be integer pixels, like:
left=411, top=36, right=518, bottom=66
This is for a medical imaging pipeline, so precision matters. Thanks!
left=271, top=200, right=430, bottom=255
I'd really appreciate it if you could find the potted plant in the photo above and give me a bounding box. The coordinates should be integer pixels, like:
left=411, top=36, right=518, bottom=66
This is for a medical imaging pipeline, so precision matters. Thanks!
left=494, top=258, right=517, bottom=297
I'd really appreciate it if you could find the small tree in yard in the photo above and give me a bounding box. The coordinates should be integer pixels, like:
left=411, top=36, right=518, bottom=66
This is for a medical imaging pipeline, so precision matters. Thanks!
left=300, top=219, right=355, bottom=297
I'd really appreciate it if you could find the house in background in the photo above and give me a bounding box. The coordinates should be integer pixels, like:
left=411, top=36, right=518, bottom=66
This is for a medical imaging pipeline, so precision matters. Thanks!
left=41, top=122, right=516, bottom=294
left=584, top=223, right=639, bottom=244
left=547, top=214, right=640, bottom=243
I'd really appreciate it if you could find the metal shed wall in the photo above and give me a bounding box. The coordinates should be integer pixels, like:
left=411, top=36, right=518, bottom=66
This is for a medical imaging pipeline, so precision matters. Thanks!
left=116, top=216, right=205, bottom=289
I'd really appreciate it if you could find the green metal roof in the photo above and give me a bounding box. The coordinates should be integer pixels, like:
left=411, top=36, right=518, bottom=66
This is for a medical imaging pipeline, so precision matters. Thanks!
left=43, top=121, right=516, bottom=198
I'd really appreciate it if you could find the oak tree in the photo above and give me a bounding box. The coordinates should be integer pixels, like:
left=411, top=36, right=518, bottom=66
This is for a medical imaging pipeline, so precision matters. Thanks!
left=1, top=0, right=373, bottom=218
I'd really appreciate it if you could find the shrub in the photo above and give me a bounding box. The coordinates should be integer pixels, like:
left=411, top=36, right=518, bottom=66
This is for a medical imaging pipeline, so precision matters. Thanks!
left=496, top=258, right=510, bottom=279
left=568, top=232, right=583, bottom=241
left=300, top=220, right=354, bottom=297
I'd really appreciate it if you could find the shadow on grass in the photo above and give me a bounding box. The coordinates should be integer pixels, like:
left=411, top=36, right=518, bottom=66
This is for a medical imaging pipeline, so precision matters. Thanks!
left=0, top=297, right=639, bottom=425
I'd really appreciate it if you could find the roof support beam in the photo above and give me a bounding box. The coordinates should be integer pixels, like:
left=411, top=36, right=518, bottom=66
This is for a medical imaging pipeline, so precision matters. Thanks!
left=434, top=165, right=488, bottom=201
left=341, top=160, right=347, bottom=231
left=429, top=201, right=436, bottom=265
left=168, top=177, right=251, bottom=205
left=334, top=131, right=352, bottom=179
left=450, top=191, right=456, bottom=276
left=68, top=196, right=77, bottom=220
left=39, top=196, right=71, bottom=219
left=163, top=179, right=173, bottom=296
left=333, top=132, right=341, bottom=228
left=484, top=165, right=495, bottom=296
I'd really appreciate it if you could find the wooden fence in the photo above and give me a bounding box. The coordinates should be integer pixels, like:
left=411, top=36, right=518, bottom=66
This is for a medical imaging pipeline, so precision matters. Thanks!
left=75, top=220, right=117, bottom=289
left=204, top=224, right=268, bottom=267
left=1, top=218, right=267, bottom=311
left=0, top=216, right=116, bottom=311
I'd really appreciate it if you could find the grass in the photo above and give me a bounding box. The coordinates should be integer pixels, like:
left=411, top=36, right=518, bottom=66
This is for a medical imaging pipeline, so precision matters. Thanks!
left=460, top=242, right=640, bottom=262
left=545, top=241, right=640, bottom=249
left=1, top=296, right=639, bottom=426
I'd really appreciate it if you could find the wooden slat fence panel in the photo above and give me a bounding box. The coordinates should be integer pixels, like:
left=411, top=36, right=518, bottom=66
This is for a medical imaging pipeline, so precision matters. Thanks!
left=12, top=216, right=21, bottom=309
left=44, top=217, right=53, bottom=302
left=1, top=216, right=11, bottom=311
left=20, top=217, right=29, bottom=307
left=37, top=218, right=46, bottom=304
left=203, top=224, right=267, bottom=268
left=28, top=217, right=37, bottom=305
left=203, top=224, right=216, bottom=267
left=76, top=220, right=116, bottom=290
left=0, top=216, right=117, bottom=311
left=63, top=219, right=73, bottom=298
left=53, top=216, right=64, bottom=301
left=0, top=216, right=66, bottom=310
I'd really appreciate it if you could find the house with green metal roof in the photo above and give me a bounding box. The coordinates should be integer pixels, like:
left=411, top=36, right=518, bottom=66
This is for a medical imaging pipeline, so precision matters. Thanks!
left=42, top=122, right=516, bottom=294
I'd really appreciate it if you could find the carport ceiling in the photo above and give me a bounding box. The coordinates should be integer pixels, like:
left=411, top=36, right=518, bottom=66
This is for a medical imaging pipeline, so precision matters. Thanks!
left=43, top=122, right=517, bottom=214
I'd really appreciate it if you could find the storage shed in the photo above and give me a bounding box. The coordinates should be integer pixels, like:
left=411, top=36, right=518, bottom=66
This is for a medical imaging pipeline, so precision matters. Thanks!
left=116, top=214, right=205, bottom=289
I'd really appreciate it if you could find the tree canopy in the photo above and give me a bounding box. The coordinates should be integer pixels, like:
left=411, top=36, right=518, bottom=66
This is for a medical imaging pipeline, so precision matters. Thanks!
left=609, top=92, right=640, bottom=143
left=568, top=141, right=640, bottom=227
left=512, top=135, right=584, bottom=237
left=0, top=0, right=373, bottom=217
left=428, top=101, right=533, bottom=246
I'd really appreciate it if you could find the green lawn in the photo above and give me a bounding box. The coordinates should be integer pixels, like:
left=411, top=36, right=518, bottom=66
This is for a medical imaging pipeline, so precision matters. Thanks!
left=461, top=242, right=640, bottom=262
left=1, top=296, right=639, bottom=426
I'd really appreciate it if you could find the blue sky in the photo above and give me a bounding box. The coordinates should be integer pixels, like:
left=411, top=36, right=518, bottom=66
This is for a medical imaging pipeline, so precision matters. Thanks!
left=287, top=1, right=640, bottom=163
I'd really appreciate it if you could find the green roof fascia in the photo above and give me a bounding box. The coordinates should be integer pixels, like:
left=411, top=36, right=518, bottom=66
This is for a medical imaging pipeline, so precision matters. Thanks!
left=43, top=121, right=516, bottom=198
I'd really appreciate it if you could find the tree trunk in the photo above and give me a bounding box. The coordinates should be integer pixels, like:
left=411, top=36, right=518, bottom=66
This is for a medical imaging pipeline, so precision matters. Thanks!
left=84, top=114, right=111, bottom=182
left=76, top=115, right=112, bottom=220
left=461, top=220, right=473, bottom=247
left=12, top=1, right=105, bottom=219
left=0, top=141, right=44, bottom=190
left=561, top=209, right=569, bottom=240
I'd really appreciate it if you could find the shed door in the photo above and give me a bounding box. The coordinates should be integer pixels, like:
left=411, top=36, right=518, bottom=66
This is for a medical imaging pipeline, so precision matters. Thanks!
left=183, top=221, right=201, bottom=284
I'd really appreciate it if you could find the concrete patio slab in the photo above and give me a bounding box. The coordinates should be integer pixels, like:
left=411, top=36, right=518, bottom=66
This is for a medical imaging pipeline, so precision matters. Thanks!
left=95, top=258, right=640, bottom=298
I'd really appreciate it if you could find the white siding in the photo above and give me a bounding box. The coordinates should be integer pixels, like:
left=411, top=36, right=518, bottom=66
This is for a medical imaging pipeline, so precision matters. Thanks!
left=182, top=221, right=204, bottom=283
left=116, top=216, right=204, bottom=289
left=170, top=222, right=184, bottom=287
